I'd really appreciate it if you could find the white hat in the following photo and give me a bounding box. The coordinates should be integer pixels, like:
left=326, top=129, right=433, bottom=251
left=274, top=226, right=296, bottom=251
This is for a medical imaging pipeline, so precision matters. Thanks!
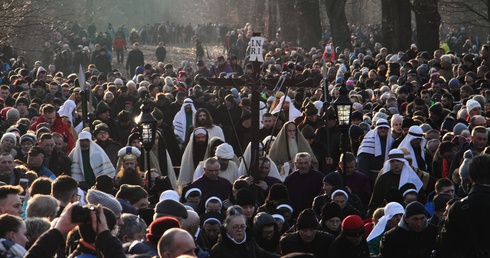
left=215, top=143, right=234, bottom=160
left=466, top=99, right=481, bottom=113
left=79, top=131, right=92, bottom=140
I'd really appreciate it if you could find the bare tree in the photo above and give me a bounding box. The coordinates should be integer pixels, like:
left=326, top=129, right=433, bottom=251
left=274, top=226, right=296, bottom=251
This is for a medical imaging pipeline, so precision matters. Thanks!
left=296, top=0, right=323, bottom=49
left=323, top=0, right=352, bottom=50
left=381, top=0, right=412, bottom=52
left=412, top=0, right=441, bottom=54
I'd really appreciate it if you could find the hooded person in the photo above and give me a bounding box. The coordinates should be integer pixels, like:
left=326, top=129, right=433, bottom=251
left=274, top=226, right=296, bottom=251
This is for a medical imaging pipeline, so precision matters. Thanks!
left=268, top=121, right=318, bottom=181
left=357, top=119, right=394, bottom=184
left=368, top=149, right=423, bottom=216
left=366, top=202, right=405, bottom=256
left=148, top=130, right=177, bottom=190
left=238, top=141, right=282, bottom=181
left=203, top=137, right=240, bottom=165
left=319, top=202, right=343, bottom=238
left=57, top=99, right=83, bottom=135
left=193, top=143, right=240, bottom=184
left=254, top=212, right=280, bottom=253
left=69, top=131, right=116, bottom=189
left=271, top=96, right=302, bottom=122
left=173, top=98, right=197, bottom=144
left=178, top=127, right=209, bottom=187
left=397, top=125, right=427, bottom=171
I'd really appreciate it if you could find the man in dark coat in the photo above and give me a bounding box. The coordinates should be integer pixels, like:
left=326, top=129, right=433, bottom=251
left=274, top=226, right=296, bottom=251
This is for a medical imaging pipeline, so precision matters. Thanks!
left=379, top=201, right=438, bottom=258
left=280, top=209, right=334, bottom=257
left=94, top=47, right=112, bottom=75
left=441, top=154, right=490, bottom=257
left=126, top=42, right=144, bottom=78
left=284, top=153, right=324, bottom=216
left=155, top=42, right=167, bottom=62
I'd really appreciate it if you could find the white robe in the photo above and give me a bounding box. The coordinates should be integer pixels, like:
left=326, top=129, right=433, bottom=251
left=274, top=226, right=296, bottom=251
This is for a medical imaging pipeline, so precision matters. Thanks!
left=193, top=160, right=240, bottom=184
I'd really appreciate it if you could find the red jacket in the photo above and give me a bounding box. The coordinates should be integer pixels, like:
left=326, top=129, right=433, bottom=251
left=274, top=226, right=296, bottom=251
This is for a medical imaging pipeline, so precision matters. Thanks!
left=113, top=38, right=126, bottom=49
left=30, top=114, right=74, bottom=153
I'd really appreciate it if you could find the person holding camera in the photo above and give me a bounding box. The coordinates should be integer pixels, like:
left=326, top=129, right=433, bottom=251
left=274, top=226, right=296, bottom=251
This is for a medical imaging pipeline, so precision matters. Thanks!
left=25, top=202, right=125, bottom=258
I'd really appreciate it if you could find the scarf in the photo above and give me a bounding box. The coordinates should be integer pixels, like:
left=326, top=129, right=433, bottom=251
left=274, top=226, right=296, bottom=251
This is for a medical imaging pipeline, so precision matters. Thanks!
left=398, top=130, right=427, bottom=169
left=0, top=238, right=26, bottom=258
left=380, top=157, right=423, bottom=191
left=270, top=96, right=301, bottom=122
left=358, top=128, right=393, bottom=161
left=173, top=98, right=196, bottom=143
left=442, top=158, right=449, bottom=178
left=69, top=139, right=115, bottom=183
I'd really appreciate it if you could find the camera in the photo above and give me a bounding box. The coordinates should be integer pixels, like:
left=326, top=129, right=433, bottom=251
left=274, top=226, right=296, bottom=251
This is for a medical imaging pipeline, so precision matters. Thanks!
left=71, top=205, right=95, bottom=224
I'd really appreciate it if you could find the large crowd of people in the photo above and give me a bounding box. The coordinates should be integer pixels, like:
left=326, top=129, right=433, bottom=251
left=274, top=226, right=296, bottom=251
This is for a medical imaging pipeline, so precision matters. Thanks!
left=0, top=20, right=489, bottom=257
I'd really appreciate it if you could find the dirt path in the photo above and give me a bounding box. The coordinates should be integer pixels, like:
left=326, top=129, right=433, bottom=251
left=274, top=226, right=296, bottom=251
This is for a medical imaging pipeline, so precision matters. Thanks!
left=112, top=42, right=226, bottom=75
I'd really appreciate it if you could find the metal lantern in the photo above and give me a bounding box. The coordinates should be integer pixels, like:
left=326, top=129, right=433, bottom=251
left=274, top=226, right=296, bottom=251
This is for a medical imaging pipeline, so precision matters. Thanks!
left=332, top=84, right=353, bottom=129
left=135, top=101, right=157, bottom=151
left=135, top=98, right=157, bottom=190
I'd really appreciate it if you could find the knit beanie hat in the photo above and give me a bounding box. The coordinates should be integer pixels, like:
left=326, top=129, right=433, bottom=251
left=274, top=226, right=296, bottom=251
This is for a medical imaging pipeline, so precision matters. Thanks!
left=115, top=184, right=148, bottom=204
left=433, top=194, right=452, bottom=213
left=323, top=172, right=344, bottom=188
left=117, top=110, right=131, bottom=122
left=146, top=216, right=180, bottom=244
left=155, top=199, right=188, bottom=219
left=429, top=102, right=443, bottom=117
left=349, top=125, right=364, bottom=140
left=6, top=109, right=20, bottom=120
left=1, top=133, right=17, bottom=145
left=404, top=201, right=427, bottom=218
left=94, top=122, right=110, bottom=136
left=20, top=133, right=36, bottom=144
left=301, top=125, right=315, bottom=140
left=341, top=215, right=365, bottom=236
left=267, top=183, right=289, bottom=201
left=321, top=202, right=342, bottom=221
left=86, top=189, right=122, bottom=217
left=453, top=123, right=468, bottom=136
left=236, top=188, right=256, bottom=207
left=399, top=183, right=417, bottom=197
left=296, top=209, right=319, bottom=230
left=94, top=175, right=115, bottom=195
left=95, top=101, right=110, bottom=115
left=304, top=103, right=318, bottom=116
left=159, top=190, right=180, bottom=202
left=466, top=99, right=481, bottom=113
left=448, top=78, right=460, bottom=89
left=15, top=97, right=29, bottom=107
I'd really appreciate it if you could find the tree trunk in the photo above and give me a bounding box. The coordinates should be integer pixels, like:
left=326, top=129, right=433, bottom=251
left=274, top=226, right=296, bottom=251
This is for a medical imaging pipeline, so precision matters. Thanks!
left=413, top=0, right=440, bottom=54
left=266, top=0, right=278, bottom=39
left=254, top=0, right=266, bottom=33
left=381, top=0, right=412, bottom=52
left=324, top=0, right=352, bottom=50
left=277, top=0, right=298, bottom=43
left=296, top=0, right=322, bottom=49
